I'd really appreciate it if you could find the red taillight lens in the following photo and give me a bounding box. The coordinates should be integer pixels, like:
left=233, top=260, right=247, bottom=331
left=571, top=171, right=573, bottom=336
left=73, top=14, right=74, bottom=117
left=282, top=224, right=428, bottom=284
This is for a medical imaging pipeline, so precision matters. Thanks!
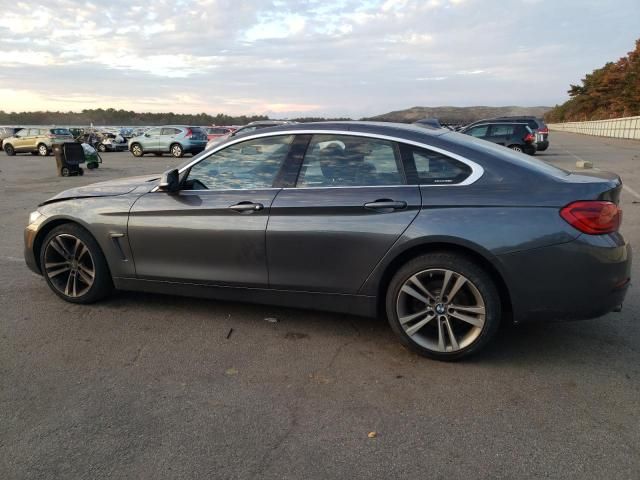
left=185, top=128, right=193, bottom=138
left=524, top=133, right=535, bottom=142
left=560, top=201, right=621, bottom=234
left=538, top=127, right=549, bottom=134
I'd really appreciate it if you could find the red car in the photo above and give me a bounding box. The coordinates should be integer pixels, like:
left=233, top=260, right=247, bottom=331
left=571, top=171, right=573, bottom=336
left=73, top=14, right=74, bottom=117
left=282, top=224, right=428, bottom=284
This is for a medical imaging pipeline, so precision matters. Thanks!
left=204, top=126, right=236, bottom=142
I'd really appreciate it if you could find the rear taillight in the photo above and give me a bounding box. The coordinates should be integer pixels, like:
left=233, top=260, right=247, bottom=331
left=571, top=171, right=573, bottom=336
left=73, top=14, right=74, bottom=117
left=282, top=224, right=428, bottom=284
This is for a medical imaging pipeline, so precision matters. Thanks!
left=185, top=128, right=193, bottom=138
left=524, top=133, right=535, bottom=143
left=47, top=134, right=55, bottom=138
left=560, top=201, right=621, bottom=234
left=538, top=127, right=549, bottom=134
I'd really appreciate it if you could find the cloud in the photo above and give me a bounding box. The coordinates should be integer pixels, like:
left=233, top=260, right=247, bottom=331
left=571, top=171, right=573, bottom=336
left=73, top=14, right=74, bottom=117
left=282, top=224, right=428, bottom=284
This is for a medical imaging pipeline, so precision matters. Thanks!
left=0, top=0, right=638, bottom=117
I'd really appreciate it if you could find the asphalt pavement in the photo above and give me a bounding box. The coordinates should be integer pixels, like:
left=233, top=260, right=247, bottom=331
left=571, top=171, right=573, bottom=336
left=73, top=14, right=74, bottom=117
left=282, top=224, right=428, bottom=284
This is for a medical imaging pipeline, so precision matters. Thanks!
left=1, top=132, right=639, bottom=479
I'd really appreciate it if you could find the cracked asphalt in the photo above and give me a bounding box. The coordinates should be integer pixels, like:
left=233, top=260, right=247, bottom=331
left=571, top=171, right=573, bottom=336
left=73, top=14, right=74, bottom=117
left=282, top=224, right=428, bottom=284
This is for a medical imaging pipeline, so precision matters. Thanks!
left=1, top=132, right=639, bottom=479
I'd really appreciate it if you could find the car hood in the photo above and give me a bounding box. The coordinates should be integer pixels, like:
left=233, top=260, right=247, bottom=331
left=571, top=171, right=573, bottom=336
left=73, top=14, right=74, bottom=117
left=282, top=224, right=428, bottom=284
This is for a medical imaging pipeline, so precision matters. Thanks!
left=40, top=174, right=160, bottom=206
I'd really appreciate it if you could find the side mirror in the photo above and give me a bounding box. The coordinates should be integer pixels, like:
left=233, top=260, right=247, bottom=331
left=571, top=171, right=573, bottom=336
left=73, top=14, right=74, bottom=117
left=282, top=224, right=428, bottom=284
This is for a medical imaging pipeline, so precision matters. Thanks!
left=158, top=168, right=180, bottom=193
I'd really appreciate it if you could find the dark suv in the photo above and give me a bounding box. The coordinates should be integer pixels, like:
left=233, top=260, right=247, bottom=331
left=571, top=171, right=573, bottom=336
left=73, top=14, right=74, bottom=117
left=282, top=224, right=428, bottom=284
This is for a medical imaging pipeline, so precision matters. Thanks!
left=460, top=122, right=537, bottom=155
left=463, top=116, right=549, bottom=151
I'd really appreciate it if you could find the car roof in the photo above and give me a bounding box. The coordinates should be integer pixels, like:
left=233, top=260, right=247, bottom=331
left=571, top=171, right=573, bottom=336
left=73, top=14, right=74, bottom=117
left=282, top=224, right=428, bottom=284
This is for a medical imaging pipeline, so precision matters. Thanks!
left=245, top=121, right=451, bottom=139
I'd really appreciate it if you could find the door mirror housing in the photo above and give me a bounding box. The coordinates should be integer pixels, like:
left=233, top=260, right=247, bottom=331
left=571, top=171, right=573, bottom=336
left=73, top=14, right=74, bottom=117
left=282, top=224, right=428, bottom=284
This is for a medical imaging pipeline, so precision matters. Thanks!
left=158, top=169, right=180, bottom=193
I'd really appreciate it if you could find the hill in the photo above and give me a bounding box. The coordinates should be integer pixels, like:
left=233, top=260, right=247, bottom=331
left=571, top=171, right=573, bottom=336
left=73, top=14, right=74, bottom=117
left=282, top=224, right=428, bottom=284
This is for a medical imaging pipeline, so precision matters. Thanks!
left=545, top=38, right=640, bottom=122
left=364, top=106, right=551, bottom=125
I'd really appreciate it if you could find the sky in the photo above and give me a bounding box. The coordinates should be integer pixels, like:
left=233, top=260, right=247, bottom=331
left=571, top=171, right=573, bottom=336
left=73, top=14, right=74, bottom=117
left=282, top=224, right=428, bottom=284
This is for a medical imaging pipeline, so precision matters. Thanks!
left=0, top=0, right=638, bottom=118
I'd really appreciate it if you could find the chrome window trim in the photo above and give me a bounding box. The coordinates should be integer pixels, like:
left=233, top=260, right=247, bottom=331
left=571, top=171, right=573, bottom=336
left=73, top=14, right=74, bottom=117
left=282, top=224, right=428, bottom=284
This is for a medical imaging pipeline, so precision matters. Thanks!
left=152, top=129, right=484, bottom=192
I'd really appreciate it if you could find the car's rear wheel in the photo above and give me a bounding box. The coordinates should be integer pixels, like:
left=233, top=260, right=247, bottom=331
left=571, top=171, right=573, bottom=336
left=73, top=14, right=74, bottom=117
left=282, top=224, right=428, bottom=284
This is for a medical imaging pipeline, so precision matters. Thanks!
left=37, top=143, right=49, bottom=156
left=386, top=252, right=501, bottom=360
left=40, top=224, right=113, bottom=303
left=97, top=143, right=106, bottom=152
left=508, top=145, right=523, bottom=153
left=131, top=143, right=143, bottom=157
left=170, top=143, right=184, bottom=158
left=4, top=144, right=15, bottom=156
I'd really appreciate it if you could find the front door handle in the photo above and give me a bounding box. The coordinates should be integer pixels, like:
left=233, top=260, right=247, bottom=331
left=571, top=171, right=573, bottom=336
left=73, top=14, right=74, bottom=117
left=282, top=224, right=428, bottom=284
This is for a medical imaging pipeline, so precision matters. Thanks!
left=364, top=199, right=407, bottom=211
left=228, top=201, right=264, bottom=213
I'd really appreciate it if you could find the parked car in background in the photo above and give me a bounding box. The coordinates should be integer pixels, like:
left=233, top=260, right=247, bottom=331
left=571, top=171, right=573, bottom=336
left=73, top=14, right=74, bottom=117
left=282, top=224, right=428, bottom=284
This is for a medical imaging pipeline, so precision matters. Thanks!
left=24, top=122, right=630, bottom=360
left=460, top=122, right=537, bottom=155
left=3, top=127, right=74, bottom=156
left=463, top=116, right=549, bottom=151
left=205, top=126, right=236, bottom=142
left=0, top=126, right=22, bottom=150
left=205, top=120, right=295, bottom=149
left=128, top=126, right=208, bottom=158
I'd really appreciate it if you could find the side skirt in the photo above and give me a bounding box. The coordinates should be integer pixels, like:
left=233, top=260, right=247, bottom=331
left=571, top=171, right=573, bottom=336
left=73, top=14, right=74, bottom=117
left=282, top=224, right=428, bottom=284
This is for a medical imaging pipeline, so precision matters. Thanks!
left=113, top=277, right=378, bottom=317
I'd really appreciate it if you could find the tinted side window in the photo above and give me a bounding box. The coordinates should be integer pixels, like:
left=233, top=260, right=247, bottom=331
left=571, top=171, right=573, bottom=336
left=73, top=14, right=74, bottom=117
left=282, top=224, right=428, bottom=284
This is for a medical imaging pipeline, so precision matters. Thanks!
left=146, top=128, right=161, bottom=136
left=186, top=135, right=294, bottom=190
left=490, top=125, right=515, bottom=136
left=466, top=126, right=488, bottom=138
left=401, top=145, right=472, bottom=185
left=161, top=128, right=181, bottom=135
left=297, top=134, right=403, bottom=187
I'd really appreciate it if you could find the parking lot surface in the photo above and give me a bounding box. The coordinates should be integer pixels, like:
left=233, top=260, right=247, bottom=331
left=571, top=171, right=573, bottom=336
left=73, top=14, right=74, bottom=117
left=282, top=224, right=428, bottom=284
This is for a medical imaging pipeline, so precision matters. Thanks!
left=1, top=132, right=639, bottom=479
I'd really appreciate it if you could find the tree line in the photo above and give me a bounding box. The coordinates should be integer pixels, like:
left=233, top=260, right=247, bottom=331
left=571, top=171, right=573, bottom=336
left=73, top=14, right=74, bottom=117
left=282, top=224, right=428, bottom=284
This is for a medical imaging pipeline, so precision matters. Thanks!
left=0, top=109, right=270, bottom=126
left=545, top=38, right=640, bottom=122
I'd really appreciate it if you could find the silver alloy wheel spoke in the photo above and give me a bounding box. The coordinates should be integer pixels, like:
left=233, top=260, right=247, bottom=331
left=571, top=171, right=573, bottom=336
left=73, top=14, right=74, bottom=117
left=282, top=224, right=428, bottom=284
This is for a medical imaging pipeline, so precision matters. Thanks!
left=444, top=318, right=459, bottom=350
left=399, top=309, right=430, bottom=325
left=449, top=311, right=485, bottom=328
left=401, top=285, right=430, bottom=305
left=447, top=275, right=467, bottom=301
left=437, top=319, right=445, bottom=351
left=50, top=237, right=71, bottom=258
left=450, top=304, right=485, bottom=315
left=440, top=270, right=453, bottom=298
left=409, top=275, right=437, bottom=301
left=406, top=314, right=436, bottom=337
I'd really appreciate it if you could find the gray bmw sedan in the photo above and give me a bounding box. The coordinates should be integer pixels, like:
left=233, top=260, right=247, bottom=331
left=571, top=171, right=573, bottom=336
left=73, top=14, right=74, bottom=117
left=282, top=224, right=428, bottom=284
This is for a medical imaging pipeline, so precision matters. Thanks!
left=24, top=122, right=631, bottom=360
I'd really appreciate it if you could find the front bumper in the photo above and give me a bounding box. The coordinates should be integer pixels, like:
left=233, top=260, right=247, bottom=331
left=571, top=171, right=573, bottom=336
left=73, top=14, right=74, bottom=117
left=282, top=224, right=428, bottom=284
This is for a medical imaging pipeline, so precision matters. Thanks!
left=499, top=233, right=631, bottom=323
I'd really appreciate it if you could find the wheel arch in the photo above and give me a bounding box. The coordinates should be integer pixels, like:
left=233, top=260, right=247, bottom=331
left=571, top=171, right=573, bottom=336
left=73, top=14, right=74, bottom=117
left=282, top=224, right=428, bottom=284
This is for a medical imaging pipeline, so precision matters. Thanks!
left=372, top=239, right=514, bottom=323
left=33, top=217, right=103, bottom=273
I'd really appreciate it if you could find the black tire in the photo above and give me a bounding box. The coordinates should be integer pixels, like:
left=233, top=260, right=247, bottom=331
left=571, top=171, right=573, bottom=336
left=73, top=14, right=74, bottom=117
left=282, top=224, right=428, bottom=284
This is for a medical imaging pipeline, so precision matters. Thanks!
left=4, top=143, right=15, bottom=156
left=40, top=223, right=113, bottom=303
left=386, top=252, right=501, bottom=361
left=37, top=143, right=49, bottom=156
left=170, top=143, right=184, bottom=158
left=131, top=143, right=144, bottom=157
left=78, top=168, right=84, bottom=176
left=97, top=143, right=107, bottom=152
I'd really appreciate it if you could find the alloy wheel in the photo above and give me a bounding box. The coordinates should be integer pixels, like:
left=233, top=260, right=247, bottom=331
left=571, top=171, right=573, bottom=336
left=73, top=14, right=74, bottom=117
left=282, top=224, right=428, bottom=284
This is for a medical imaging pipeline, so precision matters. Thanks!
left=396, top=268, right=486, bottom=352
left=38, top=144, right=48, bottom=156
left=171, top=144, right=183, bottom=157
left=43, top=234, right=95, bottom=298
left=510, top=146, right=523, bottom=152
left=132, top=144, right=142, bottom=156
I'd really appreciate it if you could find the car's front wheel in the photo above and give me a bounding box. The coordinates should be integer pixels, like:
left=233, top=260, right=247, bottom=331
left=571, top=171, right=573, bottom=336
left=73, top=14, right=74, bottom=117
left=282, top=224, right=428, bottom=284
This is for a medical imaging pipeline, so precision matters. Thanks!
left=4, top=143, right=15, bottom=156
left=37, top=143, right=49, bottom=156
left=40, top=224, right=113, bottom=303
left=170, top=143, right=184, bottom=158
left=386, top=252, right=501, bottom=360
left=131, top=143, right=143, bottom=157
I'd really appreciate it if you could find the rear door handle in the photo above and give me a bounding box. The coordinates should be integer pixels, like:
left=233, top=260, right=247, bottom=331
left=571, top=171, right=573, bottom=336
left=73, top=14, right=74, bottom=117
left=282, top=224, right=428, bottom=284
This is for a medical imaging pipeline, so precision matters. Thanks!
left=364, top=199, right=407, bottom=211
left=228, top=201, right=264, bottom=213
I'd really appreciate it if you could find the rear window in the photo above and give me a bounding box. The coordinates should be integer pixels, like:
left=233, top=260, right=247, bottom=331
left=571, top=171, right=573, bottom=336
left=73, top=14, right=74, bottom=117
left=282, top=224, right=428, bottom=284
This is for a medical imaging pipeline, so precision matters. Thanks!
left=446, top=131, right=569, bottom=177
left=401, top=145, right=472, bottom=185
left=51, top=128, right=71, bottom=135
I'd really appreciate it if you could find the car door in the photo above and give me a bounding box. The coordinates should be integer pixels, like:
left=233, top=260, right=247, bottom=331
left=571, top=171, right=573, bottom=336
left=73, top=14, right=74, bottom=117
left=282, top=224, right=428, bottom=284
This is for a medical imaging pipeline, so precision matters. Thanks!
left=141, top=127, right=162, bottom=151
left=266, top=133, right=422, bottom=294
left=487, top=124, right=513, bottom=145
left=127, top=134, right=298, bottom=286
left=160, top=127, right=181, bottom=152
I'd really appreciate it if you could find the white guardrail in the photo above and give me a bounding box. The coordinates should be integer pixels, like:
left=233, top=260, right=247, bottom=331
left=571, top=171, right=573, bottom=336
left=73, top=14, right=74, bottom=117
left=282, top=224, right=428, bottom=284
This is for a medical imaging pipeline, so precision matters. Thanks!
left=547, top=115, right=640, bottom=140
